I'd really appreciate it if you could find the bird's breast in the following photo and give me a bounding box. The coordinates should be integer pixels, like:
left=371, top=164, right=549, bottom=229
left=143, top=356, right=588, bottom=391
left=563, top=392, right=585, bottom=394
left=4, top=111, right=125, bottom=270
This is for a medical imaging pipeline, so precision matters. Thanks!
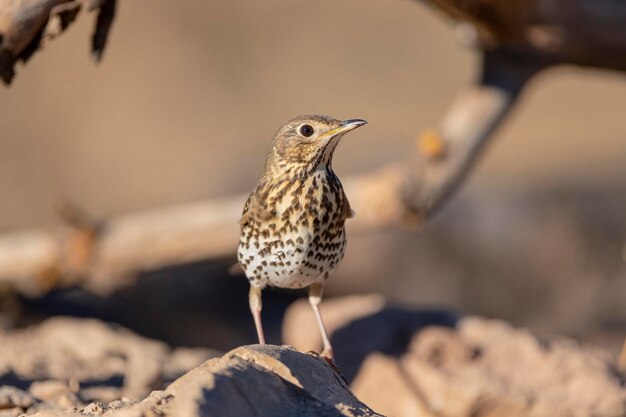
left=238, top=171, right=348, bottom=289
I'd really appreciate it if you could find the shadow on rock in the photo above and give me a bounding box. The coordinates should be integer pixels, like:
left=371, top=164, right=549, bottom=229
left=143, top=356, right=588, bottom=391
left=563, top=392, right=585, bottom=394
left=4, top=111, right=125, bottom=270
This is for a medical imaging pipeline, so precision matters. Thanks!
left=331, top=308, right=458, bottom=383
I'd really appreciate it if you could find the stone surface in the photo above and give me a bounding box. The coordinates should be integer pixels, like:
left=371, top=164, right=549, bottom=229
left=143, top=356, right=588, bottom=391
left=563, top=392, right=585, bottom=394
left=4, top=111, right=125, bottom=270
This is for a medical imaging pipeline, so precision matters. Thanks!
left=25, top=345, right=383, bottom=417
left=284, top=296, right=626, bottom=417
left=0, top=317, right=383, bottom=416
left=0, top=317, right=218, bottom=413
left=166, top=344, right=383, bottom=417
left=0, top=386, right=35, bottom=411
left=3, top=303, right=624, bottom=417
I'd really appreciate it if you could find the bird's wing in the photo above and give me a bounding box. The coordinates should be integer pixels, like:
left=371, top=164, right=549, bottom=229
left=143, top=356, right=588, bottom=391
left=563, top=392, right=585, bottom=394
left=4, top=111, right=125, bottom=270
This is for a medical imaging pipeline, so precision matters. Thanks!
left=342, top=189, right=355, bottom=220
left=239, top=187, right=275, bottom=230
left=239, top=197, right=252, bottom=229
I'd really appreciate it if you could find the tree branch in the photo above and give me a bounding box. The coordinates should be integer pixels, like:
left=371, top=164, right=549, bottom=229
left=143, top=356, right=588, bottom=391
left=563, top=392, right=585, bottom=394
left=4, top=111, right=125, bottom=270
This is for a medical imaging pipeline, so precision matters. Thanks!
left=401, top=50, right=541, bottom=220
left=0, top=0, right=116, bottom=85
left=0, top=166, right=408, bottom=296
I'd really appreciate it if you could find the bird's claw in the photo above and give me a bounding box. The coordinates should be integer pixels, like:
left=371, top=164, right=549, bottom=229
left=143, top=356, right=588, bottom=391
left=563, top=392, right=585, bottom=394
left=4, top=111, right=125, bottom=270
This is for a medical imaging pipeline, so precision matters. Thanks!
left=306, top=350, right=321, bottom=358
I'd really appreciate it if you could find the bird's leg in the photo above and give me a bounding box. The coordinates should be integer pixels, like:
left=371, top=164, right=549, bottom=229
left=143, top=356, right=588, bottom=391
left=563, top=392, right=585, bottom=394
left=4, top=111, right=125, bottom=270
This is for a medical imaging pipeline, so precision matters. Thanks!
left=308, top=283, right=333, bottom=361
left=618, top=336, right=626, bottom=373
left=249, top=286, right=265, bottom=344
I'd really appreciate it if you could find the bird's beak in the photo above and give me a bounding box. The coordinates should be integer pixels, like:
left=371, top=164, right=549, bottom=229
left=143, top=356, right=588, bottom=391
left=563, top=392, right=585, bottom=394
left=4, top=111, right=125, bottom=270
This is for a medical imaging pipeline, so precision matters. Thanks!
left=321, top=119, right=367, bottom=139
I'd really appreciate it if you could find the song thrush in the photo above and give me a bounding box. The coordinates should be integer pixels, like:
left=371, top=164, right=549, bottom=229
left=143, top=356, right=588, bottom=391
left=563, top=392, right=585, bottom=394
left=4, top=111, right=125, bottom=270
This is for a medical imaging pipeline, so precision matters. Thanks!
left=238, top=115, right=367, bottom=360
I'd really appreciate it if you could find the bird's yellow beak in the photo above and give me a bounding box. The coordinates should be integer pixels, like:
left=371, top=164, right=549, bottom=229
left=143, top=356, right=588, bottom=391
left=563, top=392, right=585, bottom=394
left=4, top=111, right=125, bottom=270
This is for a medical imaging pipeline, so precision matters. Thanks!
left=321, top=119, right=367, bottom=139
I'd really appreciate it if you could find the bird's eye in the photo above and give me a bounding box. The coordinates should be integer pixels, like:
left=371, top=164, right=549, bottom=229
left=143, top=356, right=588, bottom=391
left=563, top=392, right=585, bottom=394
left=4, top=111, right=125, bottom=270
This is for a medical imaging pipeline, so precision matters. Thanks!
left=299, top=124, right=314, bottom=137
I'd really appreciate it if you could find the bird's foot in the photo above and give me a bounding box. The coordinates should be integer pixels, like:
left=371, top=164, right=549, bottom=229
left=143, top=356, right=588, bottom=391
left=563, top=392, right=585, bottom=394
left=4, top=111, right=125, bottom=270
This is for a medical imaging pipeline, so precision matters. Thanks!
left=306, top=350, right=322, bottom=359
left=321, top=347, right=334, bottom=362
left=306, top=349, right=333, bottom=363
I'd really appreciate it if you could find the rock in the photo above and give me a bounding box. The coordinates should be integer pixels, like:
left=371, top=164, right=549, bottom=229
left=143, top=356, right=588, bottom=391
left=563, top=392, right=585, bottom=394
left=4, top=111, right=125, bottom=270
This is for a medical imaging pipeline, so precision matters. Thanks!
left=0, top=318, right=383, bottom=416
left=0, top=317, right=218, bottom=408
left=28, top=381, right=81, bottom=411
left=163, top=347, right=219, bottom=384
left=284, top=296, right=626, bottom=417
left=0, top=386, right=35, bottom=410
left=25, top=345, right=383, bottom=417
left=0, top=408, right=24, bottom=417
left=4, top=302, right=622, bottom=417
left=29, top=381, right=72, bottom=402
left=166, top=344, right=383, bottom=417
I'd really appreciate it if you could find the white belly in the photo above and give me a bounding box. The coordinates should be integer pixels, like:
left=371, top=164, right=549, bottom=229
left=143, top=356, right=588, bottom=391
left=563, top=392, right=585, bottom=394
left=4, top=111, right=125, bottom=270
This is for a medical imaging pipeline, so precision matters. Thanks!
left=238, top=227, right=345, bottom=289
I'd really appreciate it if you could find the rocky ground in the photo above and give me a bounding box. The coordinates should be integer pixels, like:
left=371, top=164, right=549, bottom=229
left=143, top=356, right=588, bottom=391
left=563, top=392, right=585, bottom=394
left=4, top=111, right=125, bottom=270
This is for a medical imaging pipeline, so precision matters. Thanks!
left=0, top=297, right=624, bottom=417
left=285, top=295, right=626, bottom=416
left=0, top=319, right=379, bottom=417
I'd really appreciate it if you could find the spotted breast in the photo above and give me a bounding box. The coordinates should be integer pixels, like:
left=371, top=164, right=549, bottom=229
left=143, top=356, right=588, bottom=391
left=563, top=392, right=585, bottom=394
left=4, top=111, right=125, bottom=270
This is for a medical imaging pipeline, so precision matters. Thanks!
left=238, top=166, right=349, bottom=289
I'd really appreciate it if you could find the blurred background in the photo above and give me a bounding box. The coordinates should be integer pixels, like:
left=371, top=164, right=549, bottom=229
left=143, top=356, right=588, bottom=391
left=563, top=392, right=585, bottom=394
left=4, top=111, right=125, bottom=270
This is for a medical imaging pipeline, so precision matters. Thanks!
left=1, top=0, right=625, bottom=355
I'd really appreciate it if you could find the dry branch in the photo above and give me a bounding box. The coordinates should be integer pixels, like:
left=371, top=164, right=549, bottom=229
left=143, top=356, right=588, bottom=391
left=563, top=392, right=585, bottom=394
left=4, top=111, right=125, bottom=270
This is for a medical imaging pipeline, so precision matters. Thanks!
left=0, top=0, right=116, bottom=85
left=0, top=166, right=409, bottom=296
left=401, top=52, right=536, bottom=219
left=407, top=0, right=626, bottom=219
left=424, top=0, right=626, bottom=71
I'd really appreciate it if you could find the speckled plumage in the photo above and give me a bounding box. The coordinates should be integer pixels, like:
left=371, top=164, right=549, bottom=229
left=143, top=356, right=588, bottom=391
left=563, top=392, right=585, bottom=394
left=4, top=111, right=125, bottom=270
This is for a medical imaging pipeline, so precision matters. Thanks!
left=237, top=115, right=366, bottom=359
left=238, top=162, right=351, bottom=289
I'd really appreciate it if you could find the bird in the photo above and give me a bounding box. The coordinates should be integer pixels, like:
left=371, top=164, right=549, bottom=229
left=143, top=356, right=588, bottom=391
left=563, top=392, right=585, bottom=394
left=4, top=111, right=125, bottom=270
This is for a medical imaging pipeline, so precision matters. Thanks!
left=237, top=115, right=367, bottom=361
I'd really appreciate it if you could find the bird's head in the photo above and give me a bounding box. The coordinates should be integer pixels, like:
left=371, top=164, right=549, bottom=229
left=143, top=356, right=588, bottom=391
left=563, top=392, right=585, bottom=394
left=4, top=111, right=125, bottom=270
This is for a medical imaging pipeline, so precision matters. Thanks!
left=265, top=115, right=367, bottom=177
